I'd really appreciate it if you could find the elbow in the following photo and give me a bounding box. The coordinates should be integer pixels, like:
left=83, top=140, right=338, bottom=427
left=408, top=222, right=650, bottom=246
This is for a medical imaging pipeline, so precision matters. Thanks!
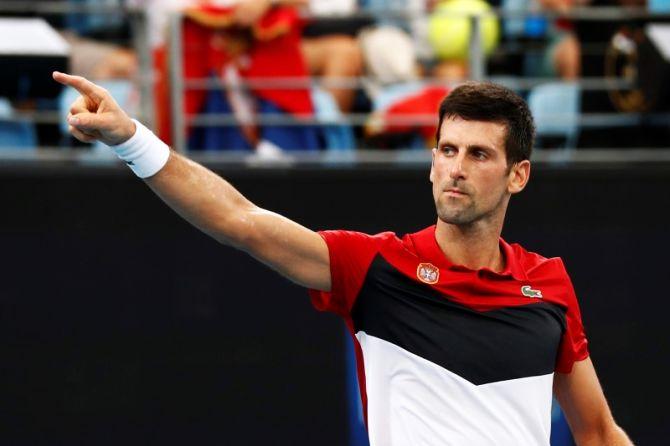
left=574, top=422, right=633, bottom=446
left=211, top=204, right=261, bottom=249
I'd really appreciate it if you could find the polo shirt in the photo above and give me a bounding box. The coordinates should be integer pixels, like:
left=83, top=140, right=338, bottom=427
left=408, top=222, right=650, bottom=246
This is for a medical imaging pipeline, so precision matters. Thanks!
left=308, top=225, right=589, bottom=446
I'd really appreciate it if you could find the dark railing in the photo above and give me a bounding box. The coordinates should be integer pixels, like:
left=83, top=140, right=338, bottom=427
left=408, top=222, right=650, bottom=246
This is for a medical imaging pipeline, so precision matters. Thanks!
left=1, top=1, right=669, bottom=163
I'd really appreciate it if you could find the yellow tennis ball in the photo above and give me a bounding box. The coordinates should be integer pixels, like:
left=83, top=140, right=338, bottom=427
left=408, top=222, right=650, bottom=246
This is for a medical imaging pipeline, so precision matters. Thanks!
left=428, top=0, right=500, bottom=61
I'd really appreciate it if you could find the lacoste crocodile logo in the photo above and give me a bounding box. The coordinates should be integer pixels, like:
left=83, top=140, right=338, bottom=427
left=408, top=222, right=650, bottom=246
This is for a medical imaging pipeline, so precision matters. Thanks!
left=521, top=285, right=543, bottom=298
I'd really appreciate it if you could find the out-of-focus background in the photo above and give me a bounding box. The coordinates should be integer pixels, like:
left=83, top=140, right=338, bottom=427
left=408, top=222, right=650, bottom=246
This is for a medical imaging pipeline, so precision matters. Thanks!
left=1, top=1, right=669, bottom=445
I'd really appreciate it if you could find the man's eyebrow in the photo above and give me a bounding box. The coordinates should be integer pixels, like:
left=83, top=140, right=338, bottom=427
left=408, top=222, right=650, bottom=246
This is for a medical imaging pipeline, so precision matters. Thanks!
left=467, top=144, right=495, bottom=152
left=437, top=140, right=496, bottom=152
left=436, top=140, right=456, bottom=148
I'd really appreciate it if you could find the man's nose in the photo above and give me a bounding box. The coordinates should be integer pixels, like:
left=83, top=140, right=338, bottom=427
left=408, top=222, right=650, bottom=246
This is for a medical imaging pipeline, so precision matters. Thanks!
left=448, top=153, right=466, bottom=180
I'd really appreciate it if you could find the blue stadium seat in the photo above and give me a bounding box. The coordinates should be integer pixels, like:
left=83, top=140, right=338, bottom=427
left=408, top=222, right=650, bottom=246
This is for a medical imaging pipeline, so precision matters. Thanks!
left=65, top=0, right=124, bottom=36
left=0, top=97, right=38, bottom=149
left=502, top=0, right=548, bottom=39
left=649, top=0, right=670, bottom=12
left=550, top=398, right=576, bottom=445
left=312, top=86, right=355, bottom=151
left=527, top=82, right=580, bottom=149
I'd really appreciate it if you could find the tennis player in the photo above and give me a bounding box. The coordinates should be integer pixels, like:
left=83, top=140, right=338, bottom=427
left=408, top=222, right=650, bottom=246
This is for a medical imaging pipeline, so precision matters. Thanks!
left=53, top=71, right=633, bottom=445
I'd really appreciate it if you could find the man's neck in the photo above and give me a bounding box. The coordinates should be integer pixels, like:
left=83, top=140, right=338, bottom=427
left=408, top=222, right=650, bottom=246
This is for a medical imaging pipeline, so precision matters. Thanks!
left=434, top=218, right=505, bottom=273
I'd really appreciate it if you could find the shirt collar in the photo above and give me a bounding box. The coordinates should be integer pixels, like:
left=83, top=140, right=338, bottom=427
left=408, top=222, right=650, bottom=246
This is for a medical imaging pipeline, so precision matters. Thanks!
left=408, top=225, right=527, bottom=281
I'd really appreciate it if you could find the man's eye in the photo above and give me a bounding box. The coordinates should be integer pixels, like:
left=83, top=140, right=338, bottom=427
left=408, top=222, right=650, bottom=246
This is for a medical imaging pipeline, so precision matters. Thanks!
left=442, top=146, right=456, bottom=155
left=473, top=150, right=487, bottom=160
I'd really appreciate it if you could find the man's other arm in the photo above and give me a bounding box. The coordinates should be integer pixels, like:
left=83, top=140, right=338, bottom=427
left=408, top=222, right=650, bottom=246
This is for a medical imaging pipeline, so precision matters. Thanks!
left=53, top=72, right=331, bottom=291
left=554, top=357, right=633, bottom=445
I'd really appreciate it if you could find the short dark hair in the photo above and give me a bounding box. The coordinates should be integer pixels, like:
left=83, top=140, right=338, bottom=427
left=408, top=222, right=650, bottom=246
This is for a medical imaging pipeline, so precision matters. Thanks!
left=435, top=82, right=535, bottom=165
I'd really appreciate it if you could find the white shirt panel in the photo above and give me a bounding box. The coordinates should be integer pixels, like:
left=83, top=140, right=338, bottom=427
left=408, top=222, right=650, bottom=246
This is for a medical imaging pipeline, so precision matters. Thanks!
left=356, top=332, right=554, bottom=446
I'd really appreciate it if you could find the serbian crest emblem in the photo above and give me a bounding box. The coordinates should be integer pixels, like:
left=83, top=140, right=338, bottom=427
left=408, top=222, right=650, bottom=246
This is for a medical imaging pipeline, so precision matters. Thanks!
left=416, top=262, right=439, bottom=284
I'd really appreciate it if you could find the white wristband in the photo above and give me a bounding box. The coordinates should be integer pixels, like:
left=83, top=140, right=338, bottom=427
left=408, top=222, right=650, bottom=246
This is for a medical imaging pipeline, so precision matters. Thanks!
left=110, top=119, right=170, bottom=178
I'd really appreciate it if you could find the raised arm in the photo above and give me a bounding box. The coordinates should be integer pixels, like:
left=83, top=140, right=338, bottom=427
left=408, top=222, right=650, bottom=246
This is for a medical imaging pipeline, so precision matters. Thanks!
left=553, top=357, right=633, bottom=445
left=53, top=71, right=331, bottom=291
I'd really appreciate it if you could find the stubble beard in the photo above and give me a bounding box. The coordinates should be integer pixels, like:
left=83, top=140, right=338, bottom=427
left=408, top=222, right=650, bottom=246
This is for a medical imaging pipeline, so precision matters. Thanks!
left=435, top=185, right=508, bottom=228
left=436, top=197, right=480, bottom=226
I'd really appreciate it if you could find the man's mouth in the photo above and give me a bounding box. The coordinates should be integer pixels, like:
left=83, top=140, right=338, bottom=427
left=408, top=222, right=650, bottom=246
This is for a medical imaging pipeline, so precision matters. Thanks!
left=445, top=188, right=467, bottom=197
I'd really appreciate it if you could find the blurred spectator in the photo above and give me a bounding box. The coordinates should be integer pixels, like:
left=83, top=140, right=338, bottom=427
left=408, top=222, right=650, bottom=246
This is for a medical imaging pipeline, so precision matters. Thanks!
left=61, top=31, right=138, bottom=79
left=141, top=0, right=322, bottom=151
left=358, top=25, right=420, bottom=97
left=133, top=0, right=363, bottom=113
left=224, top=0, right=366, bottom=112
left=61, top=0, right=137, bottom=80
left=535, top=0, right=584, bottom=79
left=301, top=0, right=366, bottom=112
left=365, top=85, right=449, bottom=149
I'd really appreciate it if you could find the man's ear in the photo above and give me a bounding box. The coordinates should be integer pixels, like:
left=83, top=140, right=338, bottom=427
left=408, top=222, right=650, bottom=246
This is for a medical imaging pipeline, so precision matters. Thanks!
left=429, top=148, right=436, bottom=183
left=508, top=159, right=531, bottom=194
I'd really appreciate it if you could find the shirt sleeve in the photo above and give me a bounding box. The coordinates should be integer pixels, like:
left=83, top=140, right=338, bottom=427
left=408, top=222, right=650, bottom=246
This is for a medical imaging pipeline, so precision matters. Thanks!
left=308, top=230, right=392, bottom=318
left=555, top=260, right=590, bottom=373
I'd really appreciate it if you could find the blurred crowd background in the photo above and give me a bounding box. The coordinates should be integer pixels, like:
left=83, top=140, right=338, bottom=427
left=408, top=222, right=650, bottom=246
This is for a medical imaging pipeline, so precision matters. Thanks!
left=2, top=2, right=670, bottom=445
left=1, top=0, right=669, bottom=158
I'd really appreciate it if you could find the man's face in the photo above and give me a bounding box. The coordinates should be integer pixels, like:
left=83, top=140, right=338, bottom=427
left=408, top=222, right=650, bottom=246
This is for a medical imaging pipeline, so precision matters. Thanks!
left=430, top=116, right=529, bottom=226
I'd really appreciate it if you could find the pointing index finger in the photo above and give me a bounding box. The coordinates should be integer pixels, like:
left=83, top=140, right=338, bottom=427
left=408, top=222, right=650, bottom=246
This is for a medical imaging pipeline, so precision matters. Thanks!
left=52, top=71, right=104, bottom=102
